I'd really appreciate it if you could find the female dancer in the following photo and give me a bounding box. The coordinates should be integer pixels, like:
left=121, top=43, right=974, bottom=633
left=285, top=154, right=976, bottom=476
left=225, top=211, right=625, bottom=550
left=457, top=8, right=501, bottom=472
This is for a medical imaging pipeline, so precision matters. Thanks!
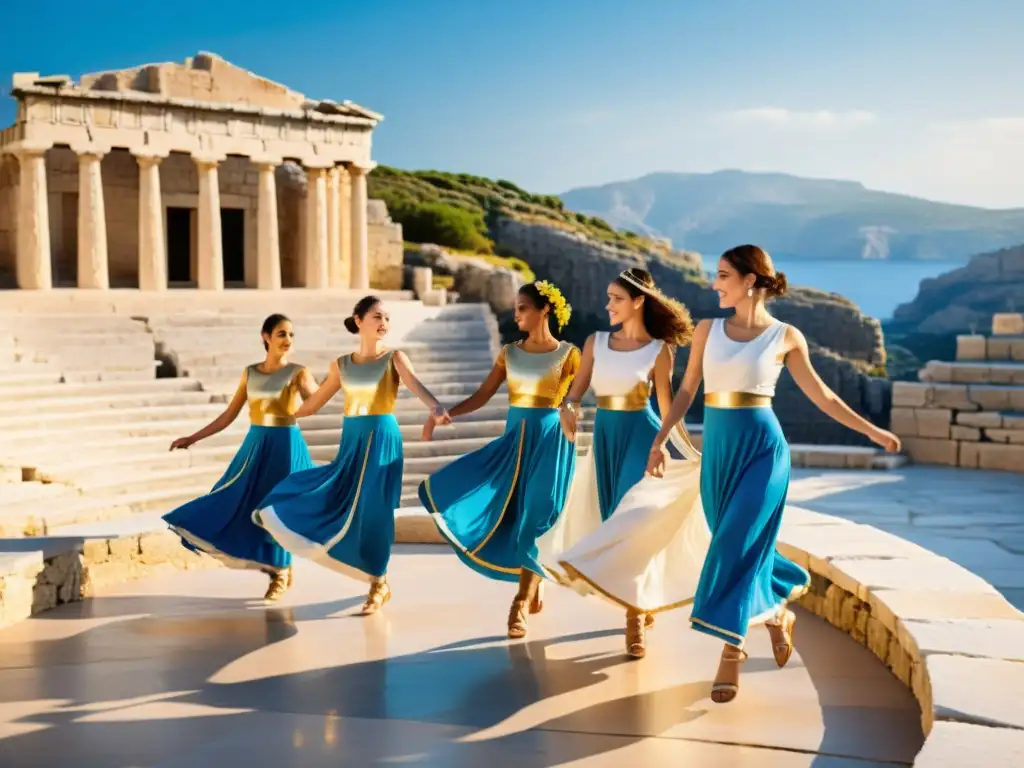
left=164, top=314, right=316, bottom=601
left=254, top=295, right=449, bottom=615
left=646, top=244, right=901, bottom=702
left=544, top=267, right=696, bottom=658
left=419, top=281, right=580, bottom=639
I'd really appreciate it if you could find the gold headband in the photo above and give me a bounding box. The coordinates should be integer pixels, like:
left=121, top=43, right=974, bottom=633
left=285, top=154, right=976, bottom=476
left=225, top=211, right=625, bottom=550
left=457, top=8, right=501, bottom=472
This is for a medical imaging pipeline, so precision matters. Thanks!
left=619, top=269, right=657, bottom=296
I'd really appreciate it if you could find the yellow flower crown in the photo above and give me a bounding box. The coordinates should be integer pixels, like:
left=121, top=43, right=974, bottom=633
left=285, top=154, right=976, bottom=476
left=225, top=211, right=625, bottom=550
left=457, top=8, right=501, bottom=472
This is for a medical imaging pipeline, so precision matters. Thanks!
left=534, top=280, right=572, bottom=330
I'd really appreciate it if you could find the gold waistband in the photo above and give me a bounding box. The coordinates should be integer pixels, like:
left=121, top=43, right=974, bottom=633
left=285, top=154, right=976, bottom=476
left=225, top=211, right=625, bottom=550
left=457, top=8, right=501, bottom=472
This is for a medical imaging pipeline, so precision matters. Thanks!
left=251, top=414, right=297, bottom=427
left=596, top=395, right=647, bottom=412
left=704, top=392, right=772, bottom=409
left=508, top=394, right=560, bottom=409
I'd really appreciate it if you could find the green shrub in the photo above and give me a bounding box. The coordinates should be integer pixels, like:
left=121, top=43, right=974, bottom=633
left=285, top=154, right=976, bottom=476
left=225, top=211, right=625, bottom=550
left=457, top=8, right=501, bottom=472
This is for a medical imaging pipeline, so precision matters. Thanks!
left=399, top=202, right=492, bottom=253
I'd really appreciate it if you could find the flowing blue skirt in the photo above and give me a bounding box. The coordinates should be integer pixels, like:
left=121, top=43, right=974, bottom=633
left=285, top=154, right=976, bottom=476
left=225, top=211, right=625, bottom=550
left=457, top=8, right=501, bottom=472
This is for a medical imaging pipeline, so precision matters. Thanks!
left=691, top=406, right=810, bottom=648
left=163, top=425, right=312, bottom=571
left=419, top=406, right=577, bottom=582
left=255, top=414, right=403, bottom=582
left=593, top=406, right=661, bottom=521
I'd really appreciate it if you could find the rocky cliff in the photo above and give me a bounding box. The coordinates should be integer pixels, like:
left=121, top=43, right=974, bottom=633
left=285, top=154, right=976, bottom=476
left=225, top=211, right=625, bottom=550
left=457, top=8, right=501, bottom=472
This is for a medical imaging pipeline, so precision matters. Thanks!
left=890, top=245, right=1024, bottom=334
left=490, top=218, right=889, bottom=445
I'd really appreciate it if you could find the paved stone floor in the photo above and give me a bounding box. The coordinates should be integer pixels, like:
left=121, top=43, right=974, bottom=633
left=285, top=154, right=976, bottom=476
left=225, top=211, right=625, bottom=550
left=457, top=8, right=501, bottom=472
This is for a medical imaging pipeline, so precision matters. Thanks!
left=790, top=466, right=1024, bottom=611
left=0, top=548, right=923, bottom=767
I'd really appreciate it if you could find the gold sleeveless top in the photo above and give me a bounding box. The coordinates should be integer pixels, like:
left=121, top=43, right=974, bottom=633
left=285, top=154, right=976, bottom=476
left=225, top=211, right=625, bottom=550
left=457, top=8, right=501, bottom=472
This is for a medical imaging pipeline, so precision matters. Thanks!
left=246, top=362, right=305, bottom=427
left=499, top=340, right=580, bottom=409
left=339, top=351, right=401, bottom=417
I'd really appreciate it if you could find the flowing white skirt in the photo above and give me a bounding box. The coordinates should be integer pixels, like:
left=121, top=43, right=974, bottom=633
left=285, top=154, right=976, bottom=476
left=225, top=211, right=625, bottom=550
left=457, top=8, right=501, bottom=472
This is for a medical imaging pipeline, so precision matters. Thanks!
left=539, top=431, right=711, bottom=614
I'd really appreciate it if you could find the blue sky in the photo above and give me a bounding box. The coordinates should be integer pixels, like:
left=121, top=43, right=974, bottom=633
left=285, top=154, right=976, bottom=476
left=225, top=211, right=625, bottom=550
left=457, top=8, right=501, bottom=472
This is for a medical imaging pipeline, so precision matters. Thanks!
left=2, top=1, right=1022, bottom=207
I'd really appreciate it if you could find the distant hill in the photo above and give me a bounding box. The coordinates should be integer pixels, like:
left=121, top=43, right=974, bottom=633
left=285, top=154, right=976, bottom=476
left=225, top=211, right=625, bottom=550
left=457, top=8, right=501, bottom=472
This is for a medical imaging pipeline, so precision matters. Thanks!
left=560, top=170, right=1024, bottom=262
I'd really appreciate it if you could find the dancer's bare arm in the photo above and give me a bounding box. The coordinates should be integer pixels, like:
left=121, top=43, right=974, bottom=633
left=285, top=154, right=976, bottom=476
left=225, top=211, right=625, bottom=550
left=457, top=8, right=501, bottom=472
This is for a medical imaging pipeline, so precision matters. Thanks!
left=170, top=370, right=247, bottom=449
left=394, top=350, right=447, bottom=421
left=296, top=367, right=320, bottom=400
left=784, top=326, right=900, bottom=452
left=294, top=360, right=342, bottom=419
left=445, top=350, right=509, bottom=419
left=558, top=334, right=595, bottom=440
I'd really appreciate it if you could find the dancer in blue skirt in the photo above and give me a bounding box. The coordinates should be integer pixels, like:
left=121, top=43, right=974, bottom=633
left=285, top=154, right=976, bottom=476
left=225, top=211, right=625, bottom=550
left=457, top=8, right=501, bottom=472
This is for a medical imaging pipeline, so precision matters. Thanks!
left=254, top=295, right=450, bottom=615
left=164, top=314, right=317, bottom=601
left=647, top=244, right=901, bottom=702
left=419, top=280, right=580, bottom=639
left=549, top=267, right=696, bottom=658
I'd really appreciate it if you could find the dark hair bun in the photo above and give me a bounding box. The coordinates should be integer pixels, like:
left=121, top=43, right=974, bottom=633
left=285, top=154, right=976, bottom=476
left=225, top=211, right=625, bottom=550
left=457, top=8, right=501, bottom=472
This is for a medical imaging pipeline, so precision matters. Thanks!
left=344, top=316, right=359, bottom=334
left=768, top=271, right=788, bottom=298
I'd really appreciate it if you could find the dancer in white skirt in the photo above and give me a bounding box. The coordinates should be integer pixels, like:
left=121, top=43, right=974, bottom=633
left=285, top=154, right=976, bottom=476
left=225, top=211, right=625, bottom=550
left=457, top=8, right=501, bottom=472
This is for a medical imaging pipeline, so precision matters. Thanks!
left=538, top=267, right=703, bottom=658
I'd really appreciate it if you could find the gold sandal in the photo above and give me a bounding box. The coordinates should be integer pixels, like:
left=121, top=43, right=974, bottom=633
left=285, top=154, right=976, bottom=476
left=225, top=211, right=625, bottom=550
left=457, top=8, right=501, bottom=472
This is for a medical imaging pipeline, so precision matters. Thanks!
left=264, top=568, right=292, bottom=601
left=509, top=570, right=541, bottom=638
left=359, top=578, right=392, bottom=615
left=625, top=611, right=647, bottom=659
left=767, top=609, right=796, bottom=668
left=711, top=646, right=748, bottom=704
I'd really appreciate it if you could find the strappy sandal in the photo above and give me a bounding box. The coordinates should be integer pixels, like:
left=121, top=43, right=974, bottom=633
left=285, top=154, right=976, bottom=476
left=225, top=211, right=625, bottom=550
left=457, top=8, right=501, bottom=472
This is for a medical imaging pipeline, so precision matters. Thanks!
left=263, top=567, right=293, bottom=601
left=530, top=581, right=544, bottom=615
left=359, top=579, right=392, bottom=615
left=711, top=646, right=748, bottom=704
left=508, top=598, right=529, bottom=638
left=625, top=611, right=647, bottom=659
left=766, top=609, right=796, bottom=668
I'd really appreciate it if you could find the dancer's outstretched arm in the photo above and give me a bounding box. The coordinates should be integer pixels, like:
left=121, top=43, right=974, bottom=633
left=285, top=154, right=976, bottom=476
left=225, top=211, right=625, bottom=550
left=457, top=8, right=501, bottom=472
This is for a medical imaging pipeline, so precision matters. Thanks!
left=449, top=356, right=508, bottom=418
left=294, top=359, right=342, bottom=419
left=784, top=326, right=900, bottom=452
left=558, top=334, right=596, bottom=441
left=394, top=350, right=448, bottom=421
left=170, top=370, right=248, bottom=450
left=652, top=343, right=698, bottom=454
left=647, top=320, right=712, bottom=475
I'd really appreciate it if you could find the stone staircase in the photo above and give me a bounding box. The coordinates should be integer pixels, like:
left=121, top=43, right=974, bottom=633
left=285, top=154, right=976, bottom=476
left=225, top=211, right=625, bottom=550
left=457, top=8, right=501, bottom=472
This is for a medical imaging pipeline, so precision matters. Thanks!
left=892, top=312, right=1024, bottom=472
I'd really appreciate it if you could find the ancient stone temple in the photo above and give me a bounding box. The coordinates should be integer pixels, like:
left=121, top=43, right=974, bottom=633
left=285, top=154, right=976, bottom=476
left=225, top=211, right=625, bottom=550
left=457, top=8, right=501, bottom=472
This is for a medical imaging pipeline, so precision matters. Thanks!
left=0, top=53, right=403, bottom=291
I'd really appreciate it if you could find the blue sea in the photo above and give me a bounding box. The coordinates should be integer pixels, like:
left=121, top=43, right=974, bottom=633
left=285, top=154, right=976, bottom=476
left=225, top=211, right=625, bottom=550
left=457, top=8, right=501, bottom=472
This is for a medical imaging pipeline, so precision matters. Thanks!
left=769, top=260, right=960, bottom=321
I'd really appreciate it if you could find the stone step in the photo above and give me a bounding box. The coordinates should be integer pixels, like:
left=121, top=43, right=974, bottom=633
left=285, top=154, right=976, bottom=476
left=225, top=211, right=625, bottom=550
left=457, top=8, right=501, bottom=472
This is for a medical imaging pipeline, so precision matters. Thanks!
left=0, top=483, right=209, bottom=536
left=12, top=332, right=153, bottom=347
left=957, top=334, right=1024, bottom=363
left=79, top=466, right=224, bottom=496
left=0, top=389, right=217, bottom=416
left=0, top=403, right=225, bottom=432
left=154, top=321, right=493, bottom=341
left=893, top=382, right=1024, bottom=413
left=0, top=377, right=203, bottom=402
left=0, top=369, right=64, bottom=388
left=920, top=360, right=1024, bottom=385
left=175, top=342, right=495, bottom=369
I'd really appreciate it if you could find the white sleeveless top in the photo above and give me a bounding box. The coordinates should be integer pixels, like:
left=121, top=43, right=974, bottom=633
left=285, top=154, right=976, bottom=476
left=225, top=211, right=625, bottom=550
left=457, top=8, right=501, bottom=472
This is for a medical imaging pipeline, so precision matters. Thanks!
left=591, top=331, right=664, bottom=402
left=703, top=318, right=788, bottom=397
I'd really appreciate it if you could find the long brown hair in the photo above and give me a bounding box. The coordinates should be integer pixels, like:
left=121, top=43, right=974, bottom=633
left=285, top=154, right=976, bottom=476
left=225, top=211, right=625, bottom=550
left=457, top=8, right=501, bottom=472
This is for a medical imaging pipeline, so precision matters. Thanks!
left=613, top=267, right=694, bottom=346
left=721, top=245, right=789, bottom=298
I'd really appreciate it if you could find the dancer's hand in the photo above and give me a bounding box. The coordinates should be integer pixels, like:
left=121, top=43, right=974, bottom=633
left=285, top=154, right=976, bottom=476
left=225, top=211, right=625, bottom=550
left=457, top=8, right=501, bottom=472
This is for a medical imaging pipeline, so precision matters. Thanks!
left=432, top=406, right=452, bottom=426
left=870, top=428, right=901, bottom=453
left=646, top=445, right=667, bottom=478
left=169, top=436, right=194, bottom=451
left=559, top=406, right=578, bottom=442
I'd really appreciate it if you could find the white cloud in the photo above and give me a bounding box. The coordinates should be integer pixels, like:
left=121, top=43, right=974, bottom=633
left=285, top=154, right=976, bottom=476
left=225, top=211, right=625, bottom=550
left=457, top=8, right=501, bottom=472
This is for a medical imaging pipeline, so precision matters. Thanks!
left=725, top=108, right=877, bottom=129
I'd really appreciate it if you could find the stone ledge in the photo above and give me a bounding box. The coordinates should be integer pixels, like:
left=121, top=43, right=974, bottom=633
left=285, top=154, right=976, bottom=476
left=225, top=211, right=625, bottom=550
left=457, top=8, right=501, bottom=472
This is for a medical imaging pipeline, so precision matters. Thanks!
left=392, top=504, right=1024, bottom=765
left=0, top=526, right=219, bottom=630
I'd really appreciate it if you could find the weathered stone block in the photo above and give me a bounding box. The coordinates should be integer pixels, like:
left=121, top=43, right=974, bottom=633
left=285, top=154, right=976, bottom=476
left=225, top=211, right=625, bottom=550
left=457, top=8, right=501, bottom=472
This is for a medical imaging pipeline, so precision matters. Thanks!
left=81, top=539, right=111, bottom=563
left=959, top=441, right=982, bottom=468
left=956, top=335, right=987, bottom=362
left=986, top=428, right=1024, bottom=444
left=900, top=618, right=1024, bottom=663
left=1012, top=339, right=1024, bottom=362
left=891, top=407, right=917, bottom=436
left=892, top=381, right=929, bottom=407
left=915, top=408, right=952, bottom=438
left=987, top=338, right=1012, bottom=361
left=107, top=536, right=141, bottom=560
left=914, top=722, right=1024, bottom=768
left=903, top=437, right=958, bottom=467
left=950, top=425, right=981, bottom=441
left=866, top=615, right=892, bottom=661
left=992, top=312, right=1024, bottom=335
left=957, top=411, right=1003, bottom=428
left=976, top=443, right=1024, bottom=472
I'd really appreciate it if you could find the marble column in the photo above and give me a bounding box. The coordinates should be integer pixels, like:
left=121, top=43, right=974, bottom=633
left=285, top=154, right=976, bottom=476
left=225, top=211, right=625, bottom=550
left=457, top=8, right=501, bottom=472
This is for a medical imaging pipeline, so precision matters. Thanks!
left=13, top=143, right=53, bottom=290
left=349, top=163, right=370, bottom=290
left=327, top=167, right=342, bottom=287
left=303, top=166, right=329, bottom=288
left=194, top=155, right=224, bottom=291
left=338, top=166, right=352, bottom=289
left=135, top=152, right=167, bottom=291
left=75, top=148, right=109, bottom=289
left=253, top=157, right=281, bottom=290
